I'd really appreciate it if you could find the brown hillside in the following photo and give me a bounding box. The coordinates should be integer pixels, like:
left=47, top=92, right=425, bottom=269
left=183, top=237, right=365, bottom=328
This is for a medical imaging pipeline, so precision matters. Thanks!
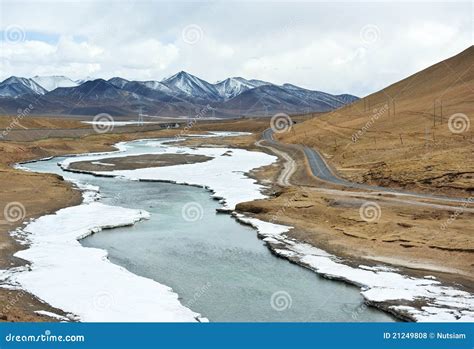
left=278, top=46, right=474, bottom=195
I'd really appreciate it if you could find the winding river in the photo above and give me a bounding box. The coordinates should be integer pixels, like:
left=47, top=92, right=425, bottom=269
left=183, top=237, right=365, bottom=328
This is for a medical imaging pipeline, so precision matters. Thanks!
left=20, top=136, right=394, bottom=322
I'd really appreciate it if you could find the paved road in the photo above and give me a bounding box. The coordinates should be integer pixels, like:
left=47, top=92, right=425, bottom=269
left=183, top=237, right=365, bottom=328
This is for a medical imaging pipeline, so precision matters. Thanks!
left=262, top=128, right=470, bottom=204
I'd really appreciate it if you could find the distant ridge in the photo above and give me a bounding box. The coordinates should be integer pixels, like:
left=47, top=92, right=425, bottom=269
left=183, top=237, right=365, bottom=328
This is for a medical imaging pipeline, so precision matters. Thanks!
left=0, top=72, right=358, bottom=117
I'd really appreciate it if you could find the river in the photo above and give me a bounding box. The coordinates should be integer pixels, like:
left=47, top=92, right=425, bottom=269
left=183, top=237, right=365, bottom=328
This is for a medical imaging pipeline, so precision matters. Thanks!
left=20, top=136, right=394, bottom=322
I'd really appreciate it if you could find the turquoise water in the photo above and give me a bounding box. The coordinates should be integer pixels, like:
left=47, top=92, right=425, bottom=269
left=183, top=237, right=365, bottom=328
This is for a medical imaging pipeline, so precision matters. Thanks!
left=23, top=140, right=395, bottom=322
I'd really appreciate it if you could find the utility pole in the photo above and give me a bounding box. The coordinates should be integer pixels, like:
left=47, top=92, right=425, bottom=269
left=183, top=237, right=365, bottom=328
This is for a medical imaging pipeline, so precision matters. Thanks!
left=440, top=100, right=443, bottom=124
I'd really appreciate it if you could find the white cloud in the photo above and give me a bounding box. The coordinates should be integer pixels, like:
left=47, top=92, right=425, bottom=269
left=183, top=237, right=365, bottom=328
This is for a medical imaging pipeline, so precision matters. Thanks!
left=0, top=1, right=471, bottom=96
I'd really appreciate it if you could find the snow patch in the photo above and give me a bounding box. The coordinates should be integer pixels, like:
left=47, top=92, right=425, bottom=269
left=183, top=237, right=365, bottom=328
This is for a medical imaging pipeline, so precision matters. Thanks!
left=61, top=137, right=274, bottom=210
left=4, top=202, right=203, bottom=322
left=235, top=214, right=474, bottom=322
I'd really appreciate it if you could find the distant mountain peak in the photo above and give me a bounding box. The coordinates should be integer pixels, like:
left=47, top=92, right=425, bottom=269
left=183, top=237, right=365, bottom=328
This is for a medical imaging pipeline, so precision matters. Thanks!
left=0, top=76, right=47, bottom=96
left=0, top=71, right=359, bottom=117
left=31, top=75, right=78, bottom=92
left=214, top=77, right=273, bottom=99
left=108, top=77, right=130, bottom=89
left=163, top=70, right=220, bottom=101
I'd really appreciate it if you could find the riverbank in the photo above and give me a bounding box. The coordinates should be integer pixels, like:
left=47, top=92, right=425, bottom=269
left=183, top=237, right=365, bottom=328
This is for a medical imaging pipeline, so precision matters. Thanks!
left=0, top=122, right=472, bottom=321
left=180, top=134, right=474, bottom=283
left=0, top=119, right=269, bottom=321
left=54, top=135, right=473, bottom=321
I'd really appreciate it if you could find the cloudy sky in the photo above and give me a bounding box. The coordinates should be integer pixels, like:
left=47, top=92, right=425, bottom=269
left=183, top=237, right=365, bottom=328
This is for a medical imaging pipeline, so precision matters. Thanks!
left=0, top=1, right=472, bottom=96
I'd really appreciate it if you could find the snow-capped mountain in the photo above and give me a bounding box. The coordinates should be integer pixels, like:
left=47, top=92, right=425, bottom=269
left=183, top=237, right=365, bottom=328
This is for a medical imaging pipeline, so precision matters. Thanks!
left=163, top=71, right=221, bottom=101
left=31, top=75, right=78, bottom=92
left=333, top=94, right=360, bottom=105
left=247, top=79, right=271, bottom=87
left=281, top=84, right=355, bottom=109
left=75, top=77, right=94, bottom=85
left=119, top=81, right=179, bottom=102
left=215, top=77, right=271, bottom=100
left=0, top=76, right=47, bottom=97
left=109, top=78, right=173, bottom=94
left=48, top=79, right=131, bottom=101
left=0, top=72, right=358, bottom=117
left=108, top=77, right=129, bottom=89
left=220, top=83, right=359, bottom=116
left=137, top=80, right=174, bottom=94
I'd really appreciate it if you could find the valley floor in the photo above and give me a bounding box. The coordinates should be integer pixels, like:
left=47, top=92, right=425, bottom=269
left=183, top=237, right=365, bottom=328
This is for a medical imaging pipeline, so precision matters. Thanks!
left=0, top=116, right=472, bottom=321
left=182, top=133, right=474, bottom=288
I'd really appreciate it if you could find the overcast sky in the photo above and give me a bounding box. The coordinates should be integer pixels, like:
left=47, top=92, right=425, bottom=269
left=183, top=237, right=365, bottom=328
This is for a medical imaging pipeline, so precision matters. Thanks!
left=0, top=1, right=472, bottom=96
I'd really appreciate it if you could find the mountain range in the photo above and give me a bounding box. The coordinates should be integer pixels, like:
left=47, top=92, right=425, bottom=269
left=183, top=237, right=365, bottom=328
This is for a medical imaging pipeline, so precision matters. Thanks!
left=0, top=72, right=358, bottom=118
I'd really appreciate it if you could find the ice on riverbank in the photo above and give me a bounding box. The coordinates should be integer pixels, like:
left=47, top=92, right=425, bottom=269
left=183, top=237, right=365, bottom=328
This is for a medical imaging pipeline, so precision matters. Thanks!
left=11, top=132, right=474, bottom=323
left=235, top=214, right=474, bottom=322
left=59, top=135, right=474, bottom=322
left=4, top=202, right=203, bottom=322
left=61, top=139, right=276, bottom=210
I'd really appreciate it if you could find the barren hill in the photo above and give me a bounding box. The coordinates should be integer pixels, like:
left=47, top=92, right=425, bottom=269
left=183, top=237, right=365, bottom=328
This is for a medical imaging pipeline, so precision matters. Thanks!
left=278, top=46, right=474, bottom=195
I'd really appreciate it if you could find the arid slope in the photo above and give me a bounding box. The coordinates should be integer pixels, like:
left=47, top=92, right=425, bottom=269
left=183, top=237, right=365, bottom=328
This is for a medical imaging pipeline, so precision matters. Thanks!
left=278, top=46, right=474, bottom=196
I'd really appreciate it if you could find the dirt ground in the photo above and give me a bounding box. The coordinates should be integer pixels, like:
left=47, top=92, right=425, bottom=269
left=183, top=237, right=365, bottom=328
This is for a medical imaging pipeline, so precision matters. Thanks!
left=0, top=115, right=472, bottom=321
left=179, top=134, right=474, bottom=290
left=69, top=154, right=212, bottom=172
left=0, top=116, right=271, bottom=321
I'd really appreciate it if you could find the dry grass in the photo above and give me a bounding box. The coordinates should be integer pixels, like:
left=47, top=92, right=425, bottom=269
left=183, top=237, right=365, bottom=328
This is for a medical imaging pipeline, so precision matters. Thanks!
left=279, top=46, right=474, bottom=196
